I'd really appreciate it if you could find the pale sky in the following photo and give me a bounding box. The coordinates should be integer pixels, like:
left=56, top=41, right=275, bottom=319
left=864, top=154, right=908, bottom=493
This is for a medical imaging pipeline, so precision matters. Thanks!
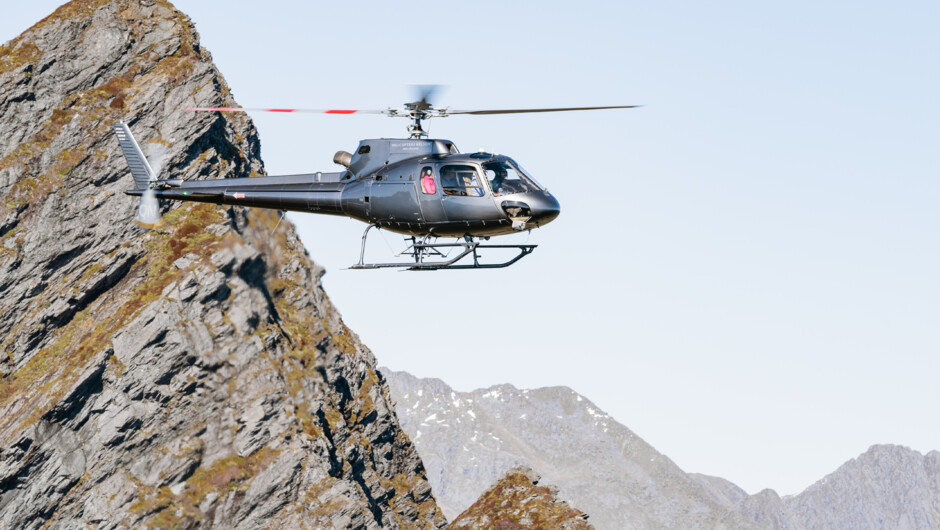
left=3, top=1, right=938, bottom=496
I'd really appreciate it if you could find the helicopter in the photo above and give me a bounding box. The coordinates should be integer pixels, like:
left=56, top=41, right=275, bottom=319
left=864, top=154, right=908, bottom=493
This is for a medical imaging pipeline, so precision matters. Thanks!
left=115, top=92, right=638, bottom=270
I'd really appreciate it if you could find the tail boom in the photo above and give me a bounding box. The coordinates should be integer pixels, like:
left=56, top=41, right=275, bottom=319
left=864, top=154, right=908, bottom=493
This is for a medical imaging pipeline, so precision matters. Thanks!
left=124, top=178, right=347, bottom=216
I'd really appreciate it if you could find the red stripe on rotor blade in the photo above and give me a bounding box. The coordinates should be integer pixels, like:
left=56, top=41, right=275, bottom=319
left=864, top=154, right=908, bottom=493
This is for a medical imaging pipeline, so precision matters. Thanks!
left=265, top=109, right=297, bottom=113
left=184, top=107, right=242, bottom=112
left=325, top=109, right=357, bottom=114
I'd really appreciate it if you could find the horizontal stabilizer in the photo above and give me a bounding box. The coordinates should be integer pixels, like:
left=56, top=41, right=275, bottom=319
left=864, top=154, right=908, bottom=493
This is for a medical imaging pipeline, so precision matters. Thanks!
left=113, top=122, right=155, bottom=190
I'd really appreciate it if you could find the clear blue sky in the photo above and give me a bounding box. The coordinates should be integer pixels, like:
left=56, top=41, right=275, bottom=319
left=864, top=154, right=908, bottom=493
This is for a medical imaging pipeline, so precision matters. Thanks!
left=4, top=0, right=938, bottom=495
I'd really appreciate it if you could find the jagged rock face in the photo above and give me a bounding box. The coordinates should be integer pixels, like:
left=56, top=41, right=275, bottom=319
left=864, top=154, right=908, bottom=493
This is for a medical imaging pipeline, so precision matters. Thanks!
left=0, top=2, right=445, bottom=528
left=447, top=466, right=592, bottom=529
left=382, top=369, right=760, bottom=530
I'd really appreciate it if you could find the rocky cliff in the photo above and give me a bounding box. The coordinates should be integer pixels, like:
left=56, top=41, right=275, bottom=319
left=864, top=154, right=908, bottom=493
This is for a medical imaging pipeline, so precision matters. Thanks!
left=382, top=368, right=759, bottom=530
left=0, top=2, right=445, bottom=528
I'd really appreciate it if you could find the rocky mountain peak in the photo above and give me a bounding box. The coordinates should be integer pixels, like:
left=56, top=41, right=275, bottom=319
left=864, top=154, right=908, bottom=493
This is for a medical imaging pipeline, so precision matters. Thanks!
left=447, top=466, right=592, bottom=529
left=782, top=444, right=940, bottom=529
left=0, top=1, right=444, bottom=527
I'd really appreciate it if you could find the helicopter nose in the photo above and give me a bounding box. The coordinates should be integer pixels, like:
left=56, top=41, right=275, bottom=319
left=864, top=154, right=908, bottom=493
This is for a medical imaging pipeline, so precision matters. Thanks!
left=530, top=192, right=561, bottom=226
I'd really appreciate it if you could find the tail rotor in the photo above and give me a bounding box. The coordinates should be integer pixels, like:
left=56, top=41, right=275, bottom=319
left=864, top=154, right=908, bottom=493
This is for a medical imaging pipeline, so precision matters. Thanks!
left=113, top=122, right=166, bottom=228
left=136, top=188, right=161, bottom=228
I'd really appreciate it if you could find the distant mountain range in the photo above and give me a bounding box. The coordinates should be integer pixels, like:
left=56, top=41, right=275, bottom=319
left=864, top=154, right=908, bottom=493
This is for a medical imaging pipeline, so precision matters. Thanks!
left=383, top=368, right=940, bottom=530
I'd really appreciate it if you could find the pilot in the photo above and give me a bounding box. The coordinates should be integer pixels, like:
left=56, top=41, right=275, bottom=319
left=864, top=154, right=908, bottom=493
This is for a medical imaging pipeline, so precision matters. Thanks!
left=490, top=168, right=508, bottom=196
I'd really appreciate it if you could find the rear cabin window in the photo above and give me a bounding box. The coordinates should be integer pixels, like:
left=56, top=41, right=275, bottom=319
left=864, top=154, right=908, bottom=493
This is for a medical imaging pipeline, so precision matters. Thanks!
left=440, top=165, right=484, bottom=197
left=420, top=167, right=436, bottom=194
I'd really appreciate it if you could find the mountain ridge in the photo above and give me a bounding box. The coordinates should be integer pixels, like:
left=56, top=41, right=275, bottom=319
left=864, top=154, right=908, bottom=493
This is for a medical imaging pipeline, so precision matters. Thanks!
left=383, top=367, right=760, bottom=530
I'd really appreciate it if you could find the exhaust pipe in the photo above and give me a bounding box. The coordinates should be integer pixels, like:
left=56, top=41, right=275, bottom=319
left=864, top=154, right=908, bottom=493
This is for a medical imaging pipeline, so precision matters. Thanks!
left=333, top=150, right=352, bottom=168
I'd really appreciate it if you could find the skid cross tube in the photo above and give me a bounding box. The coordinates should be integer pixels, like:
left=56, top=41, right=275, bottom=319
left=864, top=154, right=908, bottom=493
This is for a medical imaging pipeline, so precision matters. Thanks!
left=349, top=225, right=536, bottom=270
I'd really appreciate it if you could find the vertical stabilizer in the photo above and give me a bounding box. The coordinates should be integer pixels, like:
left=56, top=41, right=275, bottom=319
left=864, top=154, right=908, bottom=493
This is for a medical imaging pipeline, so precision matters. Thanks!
left=113, top=122, right=155, bottom=190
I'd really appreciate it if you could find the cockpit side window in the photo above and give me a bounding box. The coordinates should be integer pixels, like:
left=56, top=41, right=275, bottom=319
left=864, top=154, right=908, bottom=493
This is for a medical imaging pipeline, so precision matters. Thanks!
left=440, top=165, right=485, bottom=197
left=482, top=160, right=541, bottom=196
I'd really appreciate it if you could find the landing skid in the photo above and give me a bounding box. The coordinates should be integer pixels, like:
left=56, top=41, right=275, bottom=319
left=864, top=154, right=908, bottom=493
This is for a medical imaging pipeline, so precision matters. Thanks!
left=349, top=225, right=536, bottom=270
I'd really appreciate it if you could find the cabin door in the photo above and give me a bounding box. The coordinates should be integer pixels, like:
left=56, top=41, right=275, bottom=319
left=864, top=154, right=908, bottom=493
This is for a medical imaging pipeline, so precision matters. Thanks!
left=439, top=164, right=501, bottom=222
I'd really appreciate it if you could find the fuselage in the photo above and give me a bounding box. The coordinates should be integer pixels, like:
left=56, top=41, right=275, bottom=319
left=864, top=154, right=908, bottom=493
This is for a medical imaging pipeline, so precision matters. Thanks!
left=127, top=138, right=560, bottom=237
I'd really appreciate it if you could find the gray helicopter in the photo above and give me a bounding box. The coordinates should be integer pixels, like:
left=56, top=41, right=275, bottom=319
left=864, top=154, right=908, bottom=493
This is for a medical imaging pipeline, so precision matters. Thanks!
left=115, top=93, right=637, bottom=269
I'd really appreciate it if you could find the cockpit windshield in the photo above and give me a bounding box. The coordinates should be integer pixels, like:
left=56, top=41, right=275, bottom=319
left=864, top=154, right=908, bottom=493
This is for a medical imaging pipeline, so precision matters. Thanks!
left=482, top=159, right=543, bottom=196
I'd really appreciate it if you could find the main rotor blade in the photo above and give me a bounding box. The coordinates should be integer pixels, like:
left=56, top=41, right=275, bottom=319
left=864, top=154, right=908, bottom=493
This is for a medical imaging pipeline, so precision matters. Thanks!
left=445, top=105, right=641, bottom=115
left=184, top=107, right=389, bottom=114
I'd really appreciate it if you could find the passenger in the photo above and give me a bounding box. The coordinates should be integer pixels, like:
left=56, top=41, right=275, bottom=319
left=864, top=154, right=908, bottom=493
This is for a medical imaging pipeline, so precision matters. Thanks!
left=421, top=168, right=436, bottom=194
